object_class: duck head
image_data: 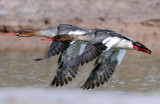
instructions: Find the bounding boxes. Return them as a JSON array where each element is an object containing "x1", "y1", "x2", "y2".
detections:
[{"x1": 5, "y1": 30, "x2": 37, "y2": 37}]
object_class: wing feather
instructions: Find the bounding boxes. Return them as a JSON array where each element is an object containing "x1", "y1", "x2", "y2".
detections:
[
  {"x1": 72, "y1": 43, "x2": 107, "y2": 68},
  {"x1": 81, "y1": 49, "x2": 126, "y2": 89},
  {"x1": 34, "y1": 41, "x2": 70, "y2": 61},
  {"x1": 50, "y1": 42, "x2": 87, "y2": 86}
]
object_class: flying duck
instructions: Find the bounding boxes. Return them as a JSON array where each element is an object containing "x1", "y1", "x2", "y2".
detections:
[{"x1": 50, "y1": 29, "x2": 152, "y2": 89}]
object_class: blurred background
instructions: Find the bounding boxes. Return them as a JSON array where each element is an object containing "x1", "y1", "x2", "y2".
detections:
[{"x1": 0, "y1": 0, "x2": 160, "y2": 104}]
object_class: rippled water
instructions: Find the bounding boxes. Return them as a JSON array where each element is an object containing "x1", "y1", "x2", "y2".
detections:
[{"x1": 0, "y1": 50, "x2": 160, "y2": 94}]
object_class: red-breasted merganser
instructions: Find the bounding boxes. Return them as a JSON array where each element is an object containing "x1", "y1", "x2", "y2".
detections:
[
  {"x1": 50, "y1": 29, "x2": 152, "y2": 89},
  {"x1": 5, "y1": 24, "x2": 87, "y2": 37},
  {"x1": 5, "y1": 24, "x2": 89, "y2": 86}
]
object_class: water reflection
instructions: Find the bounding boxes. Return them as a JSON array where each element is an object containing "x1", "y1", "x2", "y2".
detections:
[{"x1": 0, "y1": 51, "x2": 159, "y2": 94}]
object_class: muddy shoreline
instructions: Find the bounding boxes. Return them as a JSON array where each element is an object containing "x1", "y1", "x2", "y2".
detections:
[{"x1": 0, "y1": 0, "x2": 159, "y2": 51}]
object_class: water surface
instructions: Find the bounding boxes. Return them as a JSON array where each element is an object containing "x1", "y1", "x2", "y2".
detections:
[{"x1": 0, "y1": 50, "x2": 159, "y2": 94}]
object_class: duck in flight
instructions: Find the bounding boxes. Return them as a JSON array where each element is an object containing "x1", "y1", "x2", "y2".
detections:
[
  {"x1": 5, "y1": 24, "x2": 89, "y2": 86},
  {"x1": 6, "y1": 27, "x2": 152, "y2": 89},
  {"x1": 49, "y1": 29, "x2": 152, "y2": 89}
]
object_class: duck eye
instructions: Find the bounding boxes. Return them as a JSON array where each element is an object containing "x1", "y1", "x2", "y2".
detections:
[
  {"x1": 18, "y1": 31, "x2": 22, "y2": 34},
  {"x1": 56, "y1": 36, "x2": 59, "y2": 39},
  {"x1": 15, "y1": 31, "x2": 22, "y2": 35}
]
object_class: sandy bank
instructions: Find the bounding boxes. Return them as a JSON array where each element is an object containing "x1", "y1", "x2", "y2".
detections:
[{"x1": 0, "y1": 0, "x2": 159, "y2": 51}]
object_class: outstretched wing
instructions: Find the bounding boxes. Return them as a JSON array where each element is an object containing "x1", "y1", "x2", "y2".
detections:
[
  {"x1": 34, "y1": 41, "x2": 71, "y2": 61},
  {"x1": 81, "y1": 49, "x2": 126, "y2": 89},
  {"x1": 71, "y1": 36, "x2": 121, "y2": 68},
  {"x1": 50, "y1": 42, "x2": 87, "y2": 86},
  {"x1": 73, "y1": 43, "x2": 107, "y2": 67}
]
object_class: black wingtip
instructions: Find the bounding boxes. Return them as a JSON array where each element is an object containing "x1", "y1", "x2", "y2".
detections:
[
  {"x1": 34, "y1": 58, "x2": 43, "y2": 61},
  {"x1": 50, "y1": 78, "x2": 56, "y2": 86},
  {"x1": 81, "y1": 84, "x2": 88, "y2": 90},
  {"x1": 81, "y1": 85, "x2": 85, "y2": 89}
]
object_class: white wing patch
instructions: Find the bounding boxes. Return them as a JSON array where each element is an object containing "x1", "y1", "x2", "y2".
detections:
[
  {"x1": 68, "y1": 30, "x2": 86, "y2": 35},
  {"x1": 102, "y1": 37, "x2": 121, "y2": 51},
  {"x1": 79, "y1": 44, "x2": 87, "y2": 55},
  {"x1": 117, "y1": 50, "x2": 126, "y2": 65},
  {"x1": 70, "y1": 41, "x2": 75, "y2": 44},
  {"x1": 102, "y1": 37, "x2": 112, "y2": 44}
]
